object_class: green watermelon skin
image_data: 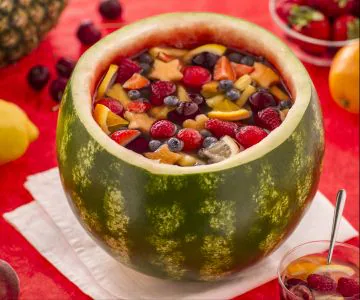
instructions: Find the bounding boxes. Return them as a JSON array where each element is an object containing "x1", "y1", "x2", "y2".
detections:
[{"x1": 57, "y1": 79, "x2": 324, "y2": 281}]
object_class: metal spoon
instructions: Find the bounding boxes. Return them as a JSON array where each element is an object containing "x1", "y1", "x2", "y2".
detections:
[{"x1": 327, "y1": 189, "x2": 347, "y2": 264}]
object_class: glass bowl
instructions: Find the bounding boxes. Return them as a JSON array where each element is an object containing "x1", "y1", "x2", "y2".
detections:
[
  {"x1": 269, "y1": 0, "x2": 359, "y2": 66},
  {"x1": 278, "y1": 241, "x2": 360, "y2": 299}
]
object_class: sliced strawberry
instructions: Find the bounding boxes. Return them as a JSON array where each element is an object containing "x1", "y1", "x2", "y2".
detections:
[
  {"x1": 182, "y1": 66, "x2": 211, "y2": 88},
  {"x1": 123, "y1": 73, "x2": 150, "y2": 89},
  {"x1": 333, "y1": 15, "x2": 359, "y2": 41},
  {"x1": 150, "y1": 81, "x2": 176, "y2": 106},
  {"x1": 111, "y1": 129, "x2": 141, "y2": 146},
  {"x1": 177, "y1": 128, "x2": 203, "y2": 151},
  {"x1": 307, "y1": 274, "x2": 336, "y2": 292},
  {"x1": 337, "y1": 277, "x2": 360, "y2": 297},
  {"x1": 231, "y1": 62, "x2": 255, "y2": 77},
  {"x1": 116, "y1": 58, "x2": 141, "y2": 84},
  {"x1": 213, "y1": 56, "x2": 236, "y2": 81},
  {"x1": 96, "y1": 98, "x2": 124, "y2": 116},
  {"x1": 235, "y1": 125, "x2": 268, "y2": 148},
  {"x1": 150, "y1": 120, "x2": 177, "y2": 139},
  {"x1": 205, "y1": 119, "x2": 239, "y2": 138},
  {"x1": 257, "y1": 107, "x2": 282, "y2": 131},
  {"x1": 127, "y1": 100, "x2": 151, "y2": 113}
]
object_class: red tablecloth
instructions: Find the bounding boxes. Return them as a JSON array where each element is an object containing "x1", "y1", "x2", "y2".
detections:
[{"x1": 0, "y1": 0, "x2": 358, "y2": 299}]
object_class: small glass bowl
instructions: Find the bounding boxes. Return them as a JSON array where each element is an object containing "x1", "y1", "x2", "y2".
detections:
[
  {"x1": 269, "y1": 0, "x2": 359, "y2": 66},
  {"x1": 278, "y1": 241, "x2": 360, "y2": 299}
]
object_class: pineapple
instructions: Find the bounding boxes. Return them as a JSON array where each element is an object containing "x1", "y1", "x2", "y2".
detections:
[{"x1": 0, "y1": 0, "x2": 67, "y2": 67}]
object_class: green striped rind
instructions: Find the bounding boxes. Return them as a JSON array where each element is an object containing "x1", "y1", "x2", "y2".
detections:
[{"x1": 57, "y1": 82, "x2": 324, "y2": 281}]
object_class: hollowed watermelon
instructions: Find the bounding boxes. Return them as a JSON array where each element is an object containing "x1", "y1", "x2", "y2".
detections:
[{"x1": 56, "y1": 13, "x2": 324, "y2": 281}]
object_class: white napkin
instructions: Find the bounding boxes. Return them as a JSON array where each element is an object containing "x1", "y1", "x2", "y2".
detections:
[{"x1": 3, "y1": 168, "x2": 358, "y2": 300}]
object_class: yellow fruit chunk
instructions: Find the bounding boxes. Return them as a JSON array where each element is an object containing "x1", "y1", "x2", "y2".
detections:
[
  {"x1": 106, "y1": 83, "x2": 131, "y2": 108},
  {"x1": 93, "y1": 104, "x2": 111, "y2": 134},
  {"x1": 287, "y1": 261, "x2": 318, "y2": 280},
  {"x1": 0, "y1": 99, "x2": 39, "y2": 165},
  {"x1": 206, "y1": 95, "x2": 225, "y2": 108},
  {"x1": 149, "y1": 47, "x2": 188, "y2": 59},
  {"x1": 107, "y1": 111, "x2": 129, "y2": 127},
  {"x1": 124, "y1": 111, "x2": 155, "y2": 133},
  {"x1": 183, "y1": 44, "x2": 227, "y2": 63},
  {"x1": 149, "y1": 105, "x2": 175, "y2": 120},
  {"x1": 177, "y1": 154, "x2": 204, "y2": 166},
  {"x1": 280, "y1": 109, "x2": 289, "y2": 121},
  {"x1": 206, "y1": 95, "x2": 239, "y2": 112},
  {"x1": 201, "y1": 81, "x2": 220, "y2": 98},
  {"x1": 208, "y1": 109, "x2": 252, "y2": 121},
  {"x1": 96, "y1": 64, "x2": 119, "y2": 99},
  {"x1": 177, "y1": 84, "x2": 191, "y2": 102},
  {"x1": 234, "y1": 74, "x2": 252, "y2": 91},
  {"x1": 149, "y1": 59, "x2": 183, "y2": 81},
  {"x1": 144, "y1": 144, "x2": 182, "y2": 165},
  {"x1": 270, "y1": 85, "x2": 289, "y2": 101},
  {"x1": 250, "y1": 62, "x2": 280, "y2": 88},
  {"x1": 183, "y1": 114, "x2": 209, "y2": 131},
  {"x1": 236, "y1": 85, "x2": 257, "y2": 108}
]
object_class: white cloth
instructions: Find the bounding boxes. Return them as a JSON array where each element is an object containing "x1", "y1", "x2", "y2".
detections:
[{"x1": 3, "y1": 168, "x2": 358, "y2": 300}]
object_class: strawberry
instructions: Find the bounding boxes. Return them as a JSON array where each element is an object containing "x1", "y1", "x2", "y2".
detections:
[
  {"x1": 275, "y1": 0, "x2": 306, "y2": 22},
  {"x1": 337, "y1": 277, "x2": 360, "y2": 297},
  {"x1": 150, "y1": 81, "x2": 176, "y2": 106},
  {"x1": 307, "y1": 0, "x2": 356, "y2": 17},
  {"x1": 127, "y1": 100, "x2": 151, "y2": 113},
  {"x1": 150, "y1": 120, "x2": 177, "y2": 139},
  {"x1": 177, "y1": 128, "x2": 203, "y2": 151},
  {"x1": 116, "y1": 58, "x2": 141, "y2": 84},
  {"x1": 123, "y1": 73, "x2": 150, "y2": 89},
  {"x1": 182, "y1": 66, "x2": 211, "y2": 88},
  {"x1": 96, "y1": 98, "x2": 124, "y2": 116},
  {"x1": 307, "y1": 274, "x2": 336, "y2": 292},
  {"x1": 257, "y1": 107, "x2": 282, "y2": 131},
  {"x1": 235, "y1": 126, "x2": 268, "y2": 148},
  {"x1": 333, "y1": 15, "x2": 359, "y2": 41},
  {"x1": 231, "y1": 62, "x2": 254, "y2": 77},
  {"x1": 213, "y1": 56, "x2": 236, "y2": 81},
  {"x1": 111, "y1": 129, "x2": 141, "y2": 146},
  {"x1": 205, "y1": 119, "x2": 239, "y2": 138}
]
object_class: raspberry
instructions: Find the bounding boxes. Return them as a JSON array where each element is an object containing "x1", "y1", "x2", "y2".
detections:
[
  {"x1": 97, "y1": 98, "x2": 124, "y2": 116},
  {"x1": 182, "y1": 66, "x2": 211, "y2": 88},
  {"x1": 257, "y1": 107, "x2": 282, "y2": 131},
  {"x1": 235, "y1": 125, "x2": 268, "y2": 149},
  {"x1": 150, "y1": 81, "x2": 176, "y2": 106},
  {"x1": 116, "y1": 58, "x2": 141, "y2": 84},
  {"x1": 150, "y1": 120, "x2": 176, "y2": 139},
  {"x1": 205, "y1": 119, "x2": 239, "y2": 138},
  {"x1": 127, "y1": 100, "x2": 151, "y2": 113},
  {"x1": 337, "y1": 277, "x2": 360, "y2": 297},
  {"x1": 307, "y1": 274, "x2": 336, "y2": 292},
  {"x1": 177, "y1": 128, "x2": 203, "y2": 151}
]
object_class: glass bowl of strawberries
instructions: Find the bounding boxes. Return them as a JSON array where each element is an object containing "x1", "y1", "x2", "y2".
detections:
[{"x1": 269, "y1": 0, "x2": 359, "y2": 66}]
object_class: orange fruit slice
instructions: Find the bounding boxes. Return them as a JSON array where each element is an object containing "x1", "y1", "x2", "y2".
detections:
[{"x1": 96, "y1": 64, "x2": 119, "y2": 99}]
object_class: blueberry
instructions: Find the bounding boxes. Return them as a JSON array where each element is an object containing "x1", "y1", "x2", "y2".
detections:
[
  {"x1": 139, "y1": 62, "x2": 151, "y2": 75},
  {"x1": 99, "y1": 0, "x2": 122, "y2": 20},
  {"x1": 189, "y1": 93, "x2": 204, "y2": 105},
  {"x1": 27, "y1": 65, "x2": 50, "y2": 90},
  {"x1": 49, "y1": 77, "x2": 67, "y2": 102},
  {"x1": 240, "y1": 55, "x2": 255, "y2": 66},
  {"x1": 128, "y1": 90, "x2": 141, "y2": 100},
  {"x1": 192, "y1": 52, "x2": 219, "y2": 70},
  {"x1": 167, "y1": 137, "x2": 184, "y2": 152},
  {"x1": 203, "y1": 136, "x2": 218, "y2": 148},
  {"x1": 279, "y1": 99, "x2": 292, "y2": 110},
  {"x1": 55, "y1": 57, "x2": 75, "y2": 78},
  {"x1": 149, "y1": 140, "x2": 162, "y2": 152},
  {"x1": 226, "y1": 88, "x2": 240, "y2": 101},
  {"x1": 200, "y1": 129, "x2": 212, "y2": 137},
  {"x1": 164, "y1": 95, "x2": 179, "y2": 106},
  {"x1": 138, "y1": 52, "x2": 153, "y2": 64},
  {"x1": 218, "y1": 80, "x2": 234, "y2": 92},
  {"x1": 227, "y1": 52, "x2": 243, "y2": 63},
  {"x1": 76, "y1": 20, "x2": 102, "y2": 45}
]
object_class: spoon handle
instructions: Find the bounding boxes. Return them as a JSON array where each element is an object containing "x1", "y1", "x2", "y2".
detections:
[{"x1": 327, "y1": 189, "x2": 347, "y2": 265}]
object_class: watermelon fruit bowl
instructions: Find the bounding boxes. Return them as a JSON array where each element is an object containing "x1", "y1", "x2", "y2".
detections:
[{"x1": 56, "y1": 12, "x2": 325, "y2": 282}]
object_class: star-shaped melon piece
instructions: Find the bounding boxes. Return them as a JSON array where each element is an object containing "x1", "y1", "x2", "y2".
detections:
[
  {"x1": 149, "y1": 59, "x2": 183, "y2": 82},
  {"x1": 124, "y1": 111, "x2": 156, "y2": 133},
  {"x1": 149, "y1": 105, "x2": 175, "y2": 120},
  {"x1": 144, "y1": 144, "x2": 182, "y2": 165}
]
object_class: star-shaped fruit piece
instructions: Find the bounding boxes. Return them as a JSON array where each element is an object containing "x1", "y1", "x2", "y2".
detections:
[
  {"x1": 124, "y1": 111, "x2": 156, "y2": 133},
  {"x1": 149, "y1": 59, "x2": 183, "y2": 81},
  {"x1": 144, "y1": 144, "x2": 182, "y2": 165},
  {"x1": 149, "y1": 105, "x2": 175, "y2": 120},
  {"x1": 183, "y1": 114, "x2": 209, "y2": 131}
]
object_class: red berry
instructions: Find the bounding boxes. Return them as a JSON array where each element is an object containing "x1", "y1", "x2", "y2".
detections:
[
  {"x1": 150, "y1": 81, "x2": 176, "y2": 106},
  {"x1": 99, "y1": 0, "x2": 122, "y2": 20},
  {"x1": 235, "y1": 125, "x2": 268, "y2": 148},
  {"x1": 150, "y1": 120, "x2": 176, "y2": 139},
  {"x1": 177, "y1": 128, "x2": 203, "y2": 151},
  {"x1": 182, "y1": 66, "x2": 211, "y2": 88},
  {"x1": 257, "y1": 107, "x2": 282, "y2": 131},
  {"x1": 333, "y1": 15, "x2": 359, "y2": 41},
  {"x1": 116, "y1": 58, "x2": 141, "y2": 84},
  {"x1": 127, "y1": 100, "x2": 151, "y2": 113},
  {"x1": 27, "y1": 65, "x2": 50, "y2": 90},
  {"x1": 111, "y1": 129, "x2": 141, "y2": 146},
  {"x1": 76, "y1": 20, "x2": 102, "y2": 45},
  {"x1": 97, "y1": 98, "x2": 124, "y2": 116},
  {"x1": 56, "y1": 57, "x2": 75, "y2": 78},
  {"x1": 307, "y1": 0, "x2": 356, "y2": 17},
  {"x1": 338, "y1": 277, "x2": 360, "y2": 297},
  {"x1": 289, "y1": 285, "x2": 314, "y2": 300},
  {"x1": 307, "y1": 274, "x2": 336, "y2": 292},
  {"x1": 49, "y1": 77, "x2": 67, "y2": 102},
  {"x1": 205, "y1": 119, "x2": 239, "y2": 138},
  {"x1": 126, "y1": 136, "x2": 149, "y2": 153}
]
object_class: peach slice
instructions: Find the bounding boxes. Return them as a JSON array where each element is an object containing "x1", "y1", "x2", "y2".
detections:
[
  {"x1": 250, "y1": 62, "x2": 280, "y2": 88},
  {"x1": 270, "y1": 85, "x2": 290, "y2": 101}
]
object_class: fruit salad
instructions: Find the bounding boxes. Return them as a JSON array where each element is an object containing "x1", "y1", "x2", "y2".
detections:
[
  {"x1": 281, "y1": 254, "x2": 360, "y2": 299},
  {"x1": 92, "y1": 44, "x2": 293, "y2": 166}
]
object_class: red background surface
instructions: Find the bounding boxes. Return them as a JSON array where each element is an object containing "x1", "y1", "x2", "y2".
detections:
[{"x1": 0, "y1": 0, "x2": 358, "y2": 299}]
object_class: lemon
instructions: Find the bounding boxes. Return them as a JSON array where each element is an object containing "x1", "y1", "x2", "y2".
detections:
[
  {"x1": 183, "y1": 44, "x2": 227, "y2": 63},
  {"x1": 0, "y1": 99, "x2": 39, "y2": 165}
]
